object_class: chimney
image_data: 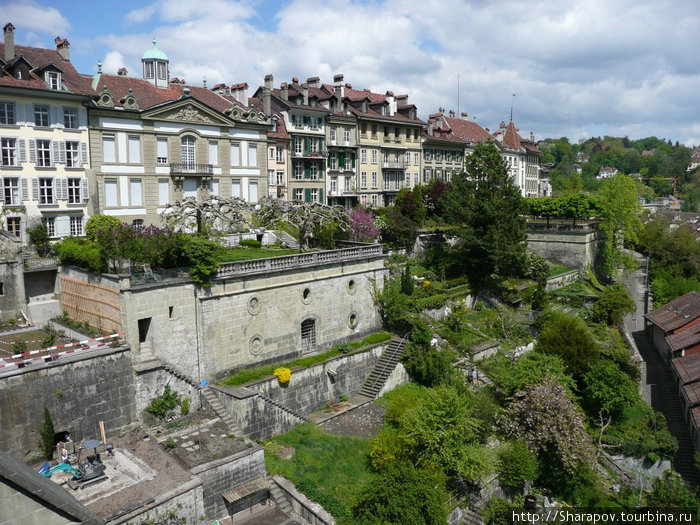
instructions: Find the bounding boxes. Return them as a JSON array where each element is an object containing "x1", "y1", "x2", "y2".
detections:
[
  {"x1": 530, "y1": 132, "x2": 535, "y2": 142},
  {"x1": 306, "y1": 76, "x2": 320, "y2": 88},
  {"x1": 263, "y1": 74, "x2": 273, "y2": 116},
  {"x1": 385, "y1": 91, "x2": 395, "y2": 116},
  {"x1": 4, "y1": 23, "x2": 15, "y2": 62},
  {"x1": 461, "y1": 112, "x2": 468, "y2": 120},
  {"x1": 281, "y1": 82, "x2": 288, "y2": 101},
  {"x1": 117, "y1": 67, "x2": 128, "y2": 76},
  {"x1": 302, "y1": 84, "x2": 309, "y2": 105},
  {"x1": 291, "y1": 77, "x2": 299, "y2": 85},
  {"x1": 449, "y1": 110, "x2": 455, "y2": 118},
  {"x1": 55, "y1": 36, "x2": 70, "y2": 61},
  {"x1": 345, "y1": 82, "x2": 352, "y2": 89}
]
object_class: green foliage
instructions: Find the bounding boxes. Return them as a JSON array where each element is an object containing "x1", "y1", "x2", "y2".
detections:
[
  {"x1": 645, "y1": 470, "x2": 700, "y2": 509},
  {"x1": 602, "y1": 401, "x2": 678, "y2": 459},
  {"x1": 180, "y1": 397, "x2": 191, "y2": 415},
  {"x1": 53, "y1": 237, "x2": 106, "y2": 273},
  {"x1": 481, "y1": 497, "x2": 523, "y2": 525},
  {"x1": 352, "y1": 461, "x2": 448, "y2": 525},
  {"x1": 146, "y1": 385, "x2": 181, "y2": 420},
  {"x1": 591, "y1": 284, "x2": 635, "y2": 325},
  {"x1": 164, "y1": 437, "x2": 178, "y2": 450},
  {"x1": 85, "y1": 214, "x2": 122, "y2": 242},
  {"x1": 401, "y1": 323, "x2": 455, "y2": 387},
  {"x1": 443, "y1": 141, "x2": 527, "y2": 288},
  {"x1": 535, "y1": 312, "x2": 599, "y2": 380},
  {"x1": 377, "y1": 275, "x2": 413, "y2": 333},
  {"x1": 239, "y1": 239, "x2": 262, "y2": 248},
  {"x1": 497, "y1": 440, "x2": 539, "y2": 488},
  {"x1": 180, "y1": 235, "x2": 222, "y2": 287},
  {"x1": 39, "y1": 407, "x2": 55, "y2": 461},
  {"x1": 400, "y1": 264, "x2": 414, "y2": 296},
  {"x1": 27, "y1": 221, "x2": 51, "y2": 256},
  {"x1": 482, "y1": 351, "x2": 575, "y2": 398},
  {"x1": 11, "y1": 340, "x2": 27, "y2": 353},
  {"x1": 581, "y1": 359, "x2": 637, "y2": 418}
]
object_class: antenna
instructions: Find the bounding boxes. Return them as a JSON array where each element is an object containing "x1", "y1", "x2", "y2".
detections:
[
  {"x1": 510, "y1": 93, "x2": 516, "y2": 122},
  {"x1": 457, "y1": 73, "x2": 460, "y2": 117}
]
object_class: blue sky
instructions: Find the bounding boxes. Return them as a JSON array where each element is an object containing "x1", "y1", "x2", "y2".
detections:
[{"x1": 3, "y1": 0, "x2": 700, "y2": 146}]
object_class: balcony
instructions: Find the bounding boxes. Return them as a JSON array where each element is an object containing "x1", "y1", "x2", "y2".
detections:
[
  {"x1": 170, "y1": 163, "x2": 214, "y2": 179},
  {"x1": 291, "y1": 150, "x2": 329, "y2": 159},
  {"x1": 381, "y1": 159, "x2": 406, "y2": 170}
]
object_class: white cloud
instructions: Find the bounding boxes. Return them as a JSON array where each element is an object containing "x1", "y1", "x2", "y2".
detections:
[
  {"x1": 125, "y1": 4, "x2": 157, "y2": 24},
  {"x1": 102, "y1": 50, "x2": 127, "y2": 75},
  {"x1": 3, "y1": 0, "x2": 71, "y2": 36}
]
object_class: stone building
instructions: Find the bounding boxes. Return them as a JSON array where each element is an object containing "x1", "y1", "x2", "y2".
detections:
[{"x1": 493, "y1": 119, "x2": 543, "y2": 197}]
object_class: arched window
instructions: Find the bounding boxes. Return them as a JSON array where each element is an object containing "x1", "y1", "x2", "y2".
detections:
[{"x1": 181, "y1": 136, "x2": 195, "y2": 169}]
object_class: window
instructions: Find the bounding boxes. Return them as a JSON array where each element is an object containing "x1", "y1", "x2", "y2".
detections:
[
  {"x1": 36, "y1": 140, "x2": 51, "y2": 167},
  {"x1": 45, "y1": 70, "x2": 61, "y2": 90},
  {"x1": 329, "y1": 153, "x2": 337, "y2": 170},
  {"x1": 209, "y1": 179, "x2": 219, "y2": 196},
  {"x1": 67, "y1": 178, "x2": 81, "y2": 203},
  {"x1": 182, "y1": 179, "x2": 197, "y2": 198},
  {"x1": 405, "y1": 172, "x2": 411, "y2": 187},
  {"x1": 232, "y1": 179, "x2": 241, "y2": 198},
  {"x1": 405, "y1": 151, "x2": 411, "y2": 165},
  {"x1": 181, "y1": 136, "x2": 195, "y2": 168},
  {"x1": 310, "y1": 188, "x2": 319, "y2": 203},
  {"x1": 310, "y1": 163, "x2": 319, "y2": 179},
  {"x1": 6, "y1": 217, "x2": 20, "y2": 237},
  {"x1": 414, "y1": 152, "x2": 419, "y2": 165},
  {"x1": 371, "y1": 171, "x2": 377, "y2": 188},
  {"x1": 249, "y1": 180, "x2": 258, "y2": 202},
  {"x1": 268, "y1": 169, "x2": 275, "y2": 186},
  {"x1": 130, "y1": 179, "x2": 142, "y2": 206},
  {"x1": 276, "y1": 171, "x2": 284, "y2": 186},
  {"x1": 371, "y1": 194, "x2": 377, "y2": 206},
  {"x1": 371, "y1": 124, "x2": 377, "y2": 138},
  {"x1": 209, "y1": 141, "x2": 218, "y2": 165},
  {"x1": 343, "y1": 128, "x2": 351, "y2": 143},
  {"x1": 156, "y1": 138, "x2": 168, "y2": 164},
  {"x1": 34, "y1": 105, "x2": 50, "y2": 127},
  {"x1": 1, "y1": 138, "x2": 17, "y2": 166},
  {"x1": 435, "y1": 150, "x2": 442, "y2": 162},
  {"x1": 423, "y1": 168, "x2": 431, "y2": 184},
  {"x1": 310, "y1": 139, "x2": 318, "y2": 154},
  {"x1": 103, "y1": 135, "x2": 116, "y2": 163},
  {"x1": 248, "y1": 143, "x2": 257, "y2": 167},
  {"x1": 293, "y1": 162, "x2": 303, "y2": 179},
  {"x1": 0, "y1": 102, "x2": 15, "y2": 125},
  {"x1": 158, "y1": 179, "x2": 169, "y2": 206},
  {"x1": 294, "y1": 188, "x2": 303, "y2": 201},
  {"x1": 105, "y1": 179, "x2": 118, "y2": 206},
  {"x1": 294, "y1": 137, "x2": 302, "y2": 155},
  {"x1": 144, "y1": 62, "x2": 154, "y2": 79},
  {"x1": 230, "y1": 142, "x2": 240, "y2": 165},
  {"x1": 331, "y1": 177, "x2": 337, "y2": 193},
  {"x1": 360, "y1": 123, "x2": 367, "y2": 136},
  {"x1": 361, "y1": 171, "x2": 367, "y2": 188},
  {"x1": 65, "y1": 141, "x2": 80, "y2": 167},
  {"x1": 70, "y1": 216, "x2": 83, "y2": 236},
  {"x1": 330, "y1": 126, "x2": 337, "y2": 141},
  {"x1": 361, "y1": 149, "x2": 367, "y2": 163},
  {"x1": 276, "y1": 146, "x2": 283, "y2": 163},
  {"x1": 42, "y1": 217, "x2": 55, "y2": 237},
  {"x1": 132, "y1": 219, "x2": 144, "y2": 231},
  {"x1": 128, "y1": 136, "x2": 141, "y2": 163},
  {"x1": 371, "y1": 149, "x2": 378, "y2": 164},
  {"x1": 157, "y1": 62, "x2": 166, "y2": 80},
  {"x1": 63, "y1": 107, "x2": 78, "y2": 129},
  {"x1": 39, "y1": 177, "x2": 54, "y2": 204},
  {"x1": 3, "y1": 177, "x2": 20, "y2": 205}
]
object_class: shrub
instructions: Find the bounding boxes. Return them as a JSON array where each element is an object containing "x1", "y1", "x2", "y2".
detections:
[
  {"x1": 274, "y1": 367, "x2": 291, "y2": 384},
  {"x1": 239, "y1": 239, "x2": 262, "y2": 248},
  {"x1": 27, "y1": 221, "x2": 50, "y2": 256},
  {"x1": 146, "y1": 385, "x2": 180, "y2": 419},
  {"x1": 497, "y1": 440, "x2": 539, "y2": 488},
  {"x1": 591, "y1": 284, "x2": 635, "y2": 325},
  {"x1": 53, "y1": 237, "x2": 106, "y2": 273},
  {"x1": 180, "y1": 396, "x2": 191, "y2": 415},
  {"x1": 85, "y1": 215, "x2": 122, "y2": 242},
  {"x1": 11, "y1": 340, "x2": 27, "y2": 353}
]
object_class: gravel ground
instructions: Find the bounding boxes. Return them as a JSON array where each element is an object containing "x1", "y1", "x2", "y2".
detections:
[{"x1": 319, "y1": 401, "x2": 386, "y2": 438}]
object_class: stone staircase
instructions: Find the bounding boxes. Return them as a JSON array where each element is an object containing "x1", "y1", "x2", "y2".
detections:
[
  {"x1": 268, "y1": 479, "x2": 294, "y2": 515},
  {"x1": 201, "y1": 388, "x2": 244, "y2": 436},
  {"x1": 256, "y1": 392, "x2": 309, "y2": 423},
  {"x1": 274, "y1": 230, "x2": 300, "y2": 250},
  {"x1": 162, "y1": 363, "x2": 202, "y2": 390},
  {"x1": 461, "y1": 509, "x2": 484, "y2": 525},
  {"x1": 633, "y1": 330, "x2": 700, "y2": 487},
  {"x1": 359, "y1": 337, "x2": 407, "y2": 398}
]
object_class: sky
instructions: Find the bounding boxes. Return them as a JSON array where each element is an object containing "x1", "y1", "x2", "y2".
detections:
[{"x1": 2, "y1": 0, "x2": 700, "y2": 146}]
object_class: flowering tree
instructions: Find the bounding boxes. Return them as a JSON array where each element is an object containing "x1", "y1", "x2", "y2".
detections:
[
  {"x1": 256, "y1": 197, "x2": 350, "y2": 251},
  {"x1": 498, "y1": 376, "x2": 595, "y2": 474},
  {"x1": 349, "y1": 207, "x2": 380, "y2": 242},
  {"x1": 160, "y1": 196, "x2": 252, "y2": 234}
]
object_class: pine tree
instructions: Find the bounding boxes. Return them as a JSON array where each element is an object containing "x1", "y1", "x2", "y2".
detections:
[{"x1": 39, "y1": 407, "x2": 55, "y2": 461}]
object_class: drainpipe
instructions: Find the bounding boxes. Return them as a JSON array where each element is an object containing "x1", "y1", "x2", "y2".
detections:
[{"x1": 193, "y1": 287, "x2": 204, "y2": 406}]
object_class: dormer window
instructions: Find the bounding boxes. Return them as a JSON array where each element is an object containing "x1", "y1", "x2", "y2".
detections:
[
  {"x1": 45, "y1": 71, "x2": 61, "y2": 90},
  {"x1": 144, "y1": 62, "x2": 154, "y2": 79},
  {"x1": 157, "y1": 62, "x2": 166, "y2": 81}
]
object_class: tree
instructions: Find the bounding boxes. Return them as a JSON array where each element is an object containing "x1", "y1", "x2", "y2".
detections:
[
  {"x1": 256, "y1": 197, "x2": 350, "y2": 251},
  {"x1": 401, "y1": 320, "x2": 454, "y2": 387},
  {"x1": 499, "y1": 377, "x2": 596, "y2": 474},
  {"x1": 582, "y1": 359, "x2": 637, "y2": 419},
  {"x1": 591, "y1": 284, "x2": 635, "y2": 325},
  {"x1": 442, "y1": 141, "x2": 527, "y2": 288},
  {"x1": 483, "y1": 351, "x2": 575, "y2": 398},
  {"x1": 352, "y1": 461, "x2": 448, "y2": 525},
  {"x1": 39, "y1": 407, "x2": 55, "y2": 461},
  {"x1": 160, "y1": 196, "x2": 251, "y2": 234},
  {"x1": 535, "y1": 312, "x2": 599, "y2": 380},
  {"x1": 27, "y1": 221, "x2": 50, "y2": 256},
  {"x1": 497, "y1": 440, "x2": 539, "y2": 488},
  {"x1": 85, "y1": 214, "x2": 122, "y2": 242},
  {"x1": 348, "y1": 207, "x2": 380, "y2": 242},
  {"x1": 645, "y1": 470, "x2": 700, "y2": 509},
  {"x1": 597, "y1": 174, "x2": 642, "y2": 276}
]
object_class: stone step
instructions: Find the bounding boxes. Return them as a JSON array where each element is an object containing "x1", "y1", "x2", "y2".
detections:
[
  {"x1": 359, "y1": 337, "x2": 407, "y2": 398},
  {"x1": 269, "y1": 480, "x2": 293, "y2": 515}
]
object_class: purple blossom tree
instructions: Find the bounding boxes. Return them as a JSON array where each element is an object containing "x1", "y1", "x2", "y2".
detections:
[{"x1": 349, "y1": 207, "x2": 381, "y2": 242}]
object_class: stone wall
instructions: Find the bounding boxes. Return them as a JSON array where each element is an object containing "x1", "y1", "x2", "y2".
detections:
[
  {"x1": 116, "y1": 479, "x2": 203, "y2": 525},
  {"x1": 545, "y1": 269, "x2": 580, "y2": 291},
  {"x1": 527, "y1": 226, "x2": 600, "y2": 269},
  {"x1": 272, "y1": 475, "x2": 335, "y2": 525},
  {"x1": 133, "y1": 361, "x2": 203, "y2": 417},
  {"x1": 0, "y1": 347, "x2": 136, "y2": 460},
  {"x1": 191, "y1": 447, "x2": 267, "y2": 519},
  {"x1": 0, "y1": 232, "x2": 26, "y2": 321}
]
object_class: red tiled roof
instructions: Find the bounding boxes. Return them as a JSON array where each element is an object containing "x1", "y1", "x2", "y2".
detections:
[
  {"x1": 502, "y1": 121, "x2": 523, "y2": 150},
  {"x1": 0, "y1": 42, "x2": 93, "y2": 95},
  {"x1": 667, "y1": 324, "x2": 700, "y2": 353},
  {"x1": 646, "y1": 292, "x2": 700, "y2": 333},
  {"x1": 672, "y1": 351, "x2": 700, "y2": 384},
  {"x1": 684, "y1": 381, "x2": 700, "y2": 407},
  {"x1": 442, "y1": 115, "x2": 492, "y2": 143}
]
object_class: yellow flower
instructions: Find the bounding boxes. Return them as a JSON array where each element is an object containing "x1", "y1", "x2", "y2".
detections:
[
  {"x1": 274, "y1": 367, "x2": 291, "y2": 384},
  {"x1": 422, "y1": 280, "x2": 431, "y2": 288}
]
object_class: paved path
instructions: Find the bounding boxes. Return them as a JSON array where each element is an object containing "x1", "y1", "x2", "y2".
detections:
[{"x1": 621, "y1": 253, "x2": 699, "y2": 487}]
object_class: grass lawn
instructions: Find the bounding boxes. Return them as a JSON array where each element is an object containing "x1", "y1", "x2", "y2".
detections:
[
  {"x1": 264, "y1": 423, "x2": 372, "y2": 524},
  {"x1": 549, "y1": 264, "x2": 575, "y2": 277},
  {"x1": 217, "y1": 246, "x2": 300, "y2": 263}
]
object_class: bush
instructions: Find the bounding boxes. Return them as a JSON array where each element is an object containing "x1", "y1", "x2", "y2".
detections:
[
  {"x1": 497, "y1": 440, "x2": 538, "y2": 488},
  {"x1": 146, "y1": 385, "x2": 180, "y2": 419},
  {"x1": 27, "y1": 221, "x2": 50, "y2": 256},
  {"x1": 53, "y1": 237, "x2": 106, "y2": 273},
  {"x1": 591, "y1": 284, "x2": 635, "y2": 325},
  {"x1": 85, "y1": 215, "x2": 122, "y2": 242},
  {"x1": 239, "y1": 239, "x2": 262, "y2": 248}
]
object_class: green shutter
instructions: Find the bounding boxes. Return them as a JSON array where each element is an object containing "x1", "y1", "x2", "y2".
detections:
[
  {"x1": 318, "y1": 161, "x2": 324, "y2": 179},
  {"x1": 304, "y1": 137, "x2": 310, "y2": 154},
  {"x1": 327, "y1": 155, "x2": 331, "y2": 168},
  {"x1": 303, "y1": 116, "x2": 309, "y2": 125},
  {"x1": 304, "y1": 188, "x2": 311, "y2": 202},
  {"x1": 339, "y1": 152, "x2": 345, "y2": 168},
  {"x1": 304, "y1": 161, "x2": 310, "y2": 178},
  {"x1": 319, "y1": 188, "x2": 324, "y2": 203},
  {"x1": 351, "y1": 152, "x2": 356, "y2": 168},
  {"x1": 318, "y1": 138, "x2": 324, "y2": 150}
]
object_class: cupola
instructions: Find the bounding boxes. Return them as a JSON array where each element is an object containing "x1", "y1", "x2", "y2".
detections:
[{"x1": 141, "y1": 39, "x2": 169, "y2": 88}]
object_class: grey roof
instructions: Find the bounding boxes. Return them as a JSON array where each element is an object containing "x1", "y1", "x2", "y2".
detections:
[{"x1": 0, "y1": 450, "x2": 101, "y2": 524}]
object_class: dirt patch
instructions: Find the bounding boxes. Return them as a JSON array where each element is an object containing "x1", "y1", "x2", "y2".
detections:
[{"x1": 320, "y1": 401, "x2": 386, "y2": 438}]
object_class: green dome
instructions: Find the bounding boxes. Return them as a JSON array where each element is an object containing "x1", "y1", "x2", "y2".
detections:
[{"x1": 141, "y1": 39, "x2": 168, "y2": 61}]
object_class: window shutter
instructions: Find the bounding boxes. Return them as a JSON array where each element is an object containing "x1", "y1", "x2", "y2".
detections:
[
  {"x1": 318, "y1": 138, "x2": 324, "y2": 150},
  {"x1": 351, "y1": 153, "x2": 356, "y2": 168},
  {"x1": 52, "y1": 141, "x2": 60, "y2": 166},
  {"x1": 0, "y1": 178, "x2": 4, "y2": 205},
  {"x1": 304, "y1": 162, "x2": 310, "y2": 179},
  {"x1": 303, "y1": 116, "x2": 309, "y2": 125},
  {"x1": 31, "y1": 179, "x2": 39, "y2": 201},
  {"x1": 59, "y1": 141, "x2": 66, "y2": 164},
  {"x1": 78, "y1": 108, "x2": 86, "y2": 129},
  {"x1": 304, "y1": 188, "x2": 311, "y2": 202},
  {"x1": 318, "y1": 161, "x2": 324, "y2": 178},
  {"x1": 80, "y1": 142, "x2": 88, "y2": 165},
  {"x1": 20, "y1": 179, "x2": 28, "y2": 202},
  {"x1": 50, "y1": 106, "x2": 58, "y2": 127},
  {"x1": 29, "y1": 140, "x2": 36, "y2": 163},
  {"x1": 339, "y1": 152, "x2": 345, "y2": 168},
  {"x1": 81, "y1": 178, "x2": 89, "y2": 202},
  {"x1": 319, "y1": 188, "x2": 323, "y2": 203},
  {"x1": 17, "y1": 139, "x2": 26, "y2": 163},
  {"x1": 57, "y1": 178, "x2": 68, "y2": 200},
  {"x1": 327, "y1": 155, "x2": 331, "y2": 168},
  {"x1": 304, "y1": 137, "x2": 310, "y2": 154}
]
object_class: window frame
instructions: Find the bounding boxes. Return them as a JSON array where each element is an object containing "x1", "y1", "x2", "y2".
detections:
[{"x1": 34, "y1": 105, "x2": 50, "y2": 128}]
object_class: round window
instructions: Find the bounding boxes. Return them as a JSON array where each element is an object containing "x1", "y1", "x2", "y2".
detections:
[
  {"x1": 348, "y1": 279, "x2": 357, "y2": 295},
  {"x1": 302, "y1": 287, "x2": 312, "y2": 304},
  {"x1": 348, "y1": 313, "x2": 358, "y2": 330}
]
